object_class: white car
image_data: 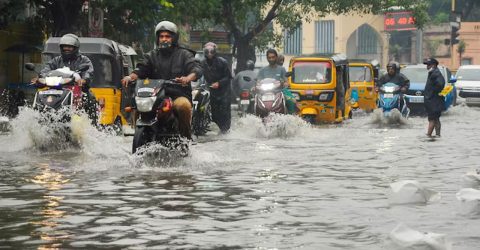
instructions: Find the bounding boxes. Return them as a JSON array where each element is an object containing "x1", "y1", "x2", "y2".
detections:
[{"x1": 456, "y1": 65, "x2": 480, "y2": 106}]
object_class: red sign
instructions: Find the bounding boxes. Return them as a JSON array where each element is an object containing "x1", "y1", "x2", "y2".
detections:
[{"x1": 384, "y1": 11, "x2": 416, "y2": 31}]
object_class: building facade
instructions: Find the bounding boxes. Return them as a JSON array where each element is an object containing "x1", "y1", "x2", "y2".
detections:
[{"x1": 278, "y1": 13, "x2": 389, "y2": 67}]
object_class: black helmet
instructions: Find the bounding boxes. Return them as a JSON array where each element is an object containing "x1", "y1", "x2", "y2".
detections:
[
  {"x1": 59, "y1": 33, "x2": 80, "y2": 60},
  {"x1": 386, "y1": 61, "x2": 399, "y2": 72},
  {"x1": 155, "y1": 21, "x2": 178, "y2": 49},
  {"x1": 246, "y1": 60, "x2": 255, "y2": 70}
]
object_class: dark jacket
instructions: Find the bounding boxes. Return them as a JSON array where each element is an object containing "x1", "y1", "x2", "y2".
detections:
[
  {"x1": 377, "y1": 72, "x2": 410, "y2": 90},
  {"x1": 201, "y1": 56, "x2": 232, "y2": 98},
  {"x1": 40, "y1": 55, "x2": 94, "y2": 84},
  {"x1": 424, "y1": 67, "x2": 445, "y2": 114},
  {"x1": 133, "y1": 46, "x2": 202, "y2": 100}
]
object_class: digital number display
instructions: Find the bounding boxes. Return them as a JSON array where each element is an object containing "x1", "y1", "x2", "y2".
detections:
[{"x1": 384, "y1": 11, "x2": 416, "y2": 31}]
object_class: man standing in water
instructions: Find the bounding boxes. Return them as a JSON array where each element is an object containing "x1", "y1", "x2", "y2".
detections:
[{"x1": 423, "y1": 58, "x2": 445, "y2": 137}]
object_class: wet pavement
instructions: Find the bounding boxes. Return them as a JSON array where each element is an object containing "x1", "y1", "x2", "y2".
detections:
[{"x1": 1, "y1": 106, "x2": 480, "y2": 249}]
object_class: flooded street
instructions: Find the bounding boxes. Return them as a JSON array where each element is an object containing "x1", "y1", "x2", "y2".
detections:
[{"x1": 1, "y1": 106, "x2": 480, "y2": 249}]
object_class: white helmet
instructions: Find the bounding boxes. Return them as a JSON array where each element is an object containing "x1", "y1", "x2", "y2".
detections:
[
  {"x1": 59, "y1": 33, "x2": 80, "y2": 60},
  {"x1": 155, "y1": 21, "x2": 178, "y2": 47}
]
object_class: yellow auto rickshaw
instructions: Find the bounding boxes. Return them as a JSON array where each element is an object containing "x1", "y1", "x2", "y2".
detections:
[
  {"x1": 288, "y1": 54, "x2": 354, "y2": 123},
  {"x1": 42, "y1": 37, "x2": 137, "y2": 133},
  {"x1": 348, "y1": 60, "x2": 379, "y2": 112}
]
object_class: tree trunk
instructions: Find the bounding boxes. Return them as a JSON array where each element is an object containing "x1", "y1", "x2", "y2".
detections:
[
  {"x1": 234, "y1": 37, "x2": 256, "y2": 73},
  {"x1": 48, "y1": 0, "x2": 83, "y2": 36}
]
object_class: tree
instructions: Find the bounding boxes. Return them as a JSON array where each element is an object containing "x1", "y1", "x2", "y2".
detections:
[
  {"x1": 168, "y1": 0, "x2": 429, "y2": 72},
  {"x1": 426, "y1": 39, "x2": 442, "y2": 57},
  {"x1": 457, "y1": 40, "x2": 466, "y2": 65},
  {"x1": 1, "y1": 0, "x2": 173, "y2": 47}
]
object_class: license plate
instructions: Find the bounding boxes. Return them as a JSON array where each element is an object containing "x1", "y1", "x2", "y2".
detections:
[
  {"x1": 409, "y1": 96, "x2": 424, "y2": 103},
  {"x1": 39, "y1": 90, "x2": 63, "y2": 95},
  {"x1": 261, "y1": 94, "x2": 275, "y2": 102},
  {"x1": 383, "y1": 93, "x2": 394, "y2": 98},
  {"x1": 240, "y1": 100, "x2": 250, "y2": 105},
  {"x1": 305, "y1": 90, "x2": 314, "y2": 95}
]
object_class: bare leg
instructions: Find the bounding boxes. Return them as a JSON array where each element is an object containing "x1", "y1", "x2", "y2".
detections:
[
  {"x1": 434, "y1": 118, "x2": 441, "y2": 136},
  {"x1": 427, "y1": 120, "x2": 435, "y2": 137}
]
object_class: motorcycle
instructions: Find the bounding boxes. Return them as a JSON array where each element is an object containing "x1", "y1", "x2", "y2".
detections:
[
  {"x1": 25, "y1": 63, "x2": 97, "y2": 125},
  {"x1": 132, "y1": 78, "x2": 188, "y2": 155},
  {"x1": 235, "y1": 75, "x2": 256, "y2": 117},
  {"x1": 377, "y1": 82, "x2": 410, "y2": 118},
  {"x1": 254, "y1": 78, "x2": 287, "y2": 118},
  {"x1": 191, "y1": 80, "x2": 211, "y2": 136},
  {"x1": 237, "y1": 87, "x2": 254, "y2": 117}
]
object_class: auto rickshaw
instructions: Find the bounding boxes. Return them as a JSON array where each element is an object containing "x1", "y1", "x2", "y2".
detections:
[
  {"x1": 348, "y1": 59, "x2": 379, "y2": 112},
  {"x1": 42, "y1": 37, "x2": 137, "y2": 133},
  {"x1": 288, "y1": 54, "x2": 354, "y2": 123}
]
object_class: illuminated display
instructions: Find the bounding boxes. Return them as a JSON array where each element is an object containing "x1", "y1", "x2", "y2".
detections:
[{"x1": 384, "y1": 11, "x2": 416, "y2": 31}]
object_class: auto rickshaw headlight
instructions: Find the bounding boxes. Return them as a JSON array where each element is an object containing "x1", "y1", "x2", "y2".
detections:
[{"x1": 318, "y1": 92, "x2": 333, "y2": 102}]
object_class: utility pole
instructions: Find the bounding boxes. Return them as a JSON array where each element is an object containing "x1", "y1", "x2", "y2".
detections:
[{"x1": 450, "y1": 0, "x2": 460, "y2": 68}]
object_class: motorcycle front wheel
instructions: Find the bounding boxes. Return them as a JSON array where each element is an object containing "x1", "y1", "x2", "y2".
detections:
[{"x1": 132, "y1": 126, "x2": 151, "y2": 153}]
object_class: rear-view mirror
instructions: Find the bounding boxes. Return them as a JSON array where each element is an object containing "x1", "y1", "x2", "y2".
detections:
[
  {"x1": 449, "y1": 76, "x2": 457, "y2": 84},
  {"x1": 285, "y1": 71, "x2": 292, "y2": 77},
  {"x1": 24, "y1": 63, "x2": 35, "y2": 71}
]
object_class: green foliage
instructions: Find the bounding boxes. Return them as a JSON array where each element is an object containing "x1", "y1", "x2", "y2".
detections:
[
  {"x1": 457, "y1": 40, "x2": 466, "y2": 54},
  {"x1": 426, "y1": 39, "x2": 442, "y2": 57}
]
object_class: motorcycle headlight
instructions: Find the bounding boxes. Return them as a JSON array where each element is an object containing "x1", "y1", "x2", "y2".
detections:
[
  {"x1": 45, "y1": 76, "x2": 63, "y2": 86},
  {"x1": 318, "y1": 92, "x2": 334, "y2": 102},
  {"x1": 384, "y1": 86, "x2": 395, "y2": 92},
  {"x1": 135, "y1": 96, "x2": 156, "y2": 112},
  {"x1": 260, "y1": 83, "x2": 275, "y2": 91}
]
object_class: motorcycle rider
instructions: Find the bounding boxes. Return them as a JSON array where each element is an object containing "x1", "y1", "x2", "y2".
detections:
[
  {"x1": 257, "y1": 49, "x2": 297, "y2": 114},
  {"x1": 376, "y1": 61, "x2": 410, "y2": 109},
  {"x1": 277, "y1": 54, "x2": 285, "y2": 67},
  {"x1": 232, "y1": 60, "x2": 257, "y2": 98},
  {"x1": 200, "y1": 42, "x2": 232, "y2": 133},
  {"x1": 121, "y1": 20, "x2": 202, "y2": 140},
  {"x1": 32, "y1": 33, "x2": 97, "y2": 122},
  {"x1": 257, "y1": 49, "x2": 286, "y2": 82}
]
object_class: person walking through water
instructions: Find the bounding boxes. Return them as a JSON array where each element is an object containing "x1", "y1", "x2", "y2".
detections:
[
  {"x1": 423, "y1": 58, "x2": 445, "y2": 137},
  {"x1": 201, "y1": 42, "x2": 233, "y2": 133}
]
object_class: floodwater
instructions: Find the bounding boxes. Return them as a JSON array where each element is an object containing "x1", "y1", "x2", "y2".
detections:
[{"x1": 1, "y1": 106, "x2": 479, "y2": 249}]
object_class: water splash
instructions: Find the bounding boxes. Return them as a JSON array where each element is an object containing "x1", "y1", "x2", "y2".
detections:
[
  {"x1": 231, "y1": 114, "x2": 311, "y2": 139},
  {"x1": 369, "y1": 108, "x2": 409, "y2": 127}
]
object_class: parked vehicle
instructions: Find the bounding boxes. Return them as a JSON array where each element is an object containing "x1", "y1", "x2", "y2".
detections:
[
  {"x1": 131, "y1": 79, "x2": 188, "y2": 155},
  {"x1": 400, "y1": 64, "x2": 456, "y2": 114},
  {"x1": 377, "y1": 82, "x2": 410, "y2": 118},
  {"x1": 288, "y1": 54, "x2": 354, "y2": 123},
  {"x1": 254, "y1": 78, "x2": 287, "y2": 118},
  {"x1": 455, "y1": 65, "x2": 480, "y2": 106},
  {"x1": 191, "y1": 78, "x2": 211, "y2": 136},
  {"x1": 42, "y1": 37, "x2": 137, "y2": 133},
  {"x1": 349, "y1": 60, "x2": 379, "y2": 112}
]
